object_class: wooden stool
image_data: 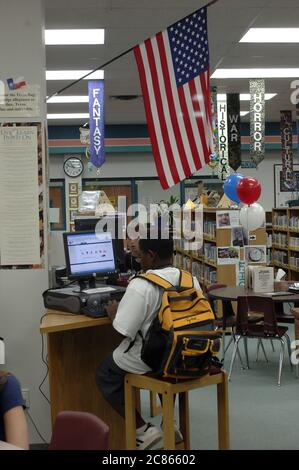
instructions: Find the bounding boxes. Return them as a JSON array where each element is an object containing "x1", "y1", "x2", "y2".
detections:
[{"x1": 125, "y1": 370, "x2": 229, "y2": 450}]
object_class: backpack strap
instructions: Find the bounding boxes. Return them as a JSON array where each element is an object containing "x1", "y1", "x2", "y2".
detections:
[
  {"x1": 179, "y1": 270, "x2": 194, "y2": 289},
  {"x1": 136, "y1": 273, "x2": 174, "y2": 290}
]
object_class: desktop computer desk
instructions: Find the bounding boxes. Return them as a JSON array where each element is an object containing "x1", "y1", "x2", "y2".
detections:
[{"x1": 40, "y1": 311, "x2": 126, "y2": 450}]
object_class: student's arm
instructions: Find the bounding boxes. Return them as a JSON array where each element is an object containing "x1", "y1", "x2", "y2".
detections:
[
  {"x1": 4, "y1": 405, "x2": 29, "y2": 449},
  {"x1": 105, "y1": 299, "x2": 119, "y2": 322}
]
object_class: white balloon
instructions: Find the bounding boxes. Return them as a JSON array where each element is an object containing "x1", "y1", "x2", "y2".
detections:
[{"x1": 239, "y1": 203, "x2": 265, "y2": 231}]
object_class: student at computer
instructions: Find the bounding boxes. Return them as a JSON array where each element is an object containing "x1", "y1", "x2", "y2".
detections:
[
  {"x1": 95, "y1": 230, "x2": 201, "y2": 450},
  {"x1": 124, "y1": 237, "x2": 141, "y2": 273},
  {"x1": 0, "y1": 370, "x2": 29, "y2": 449}
]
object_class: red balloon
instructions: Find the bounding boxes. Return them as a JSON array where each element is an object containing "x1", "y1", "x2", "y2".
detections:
[{"x1": 236, "y1": 177, "x2": 261, "y2": 205}]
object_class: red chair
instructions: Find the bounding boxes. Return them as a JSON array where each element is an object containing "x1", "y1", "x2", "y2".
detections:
[
  {"x1": 228, "y1": 296, "x2": 293, "y2": 386},
  {"x1": 49, "y1": 411, "x2": 109, "y2": 450}
]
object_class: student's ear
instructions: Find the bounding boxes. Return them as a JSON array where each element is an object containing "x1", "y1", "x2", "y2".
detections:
[{"x1": 148, "y1": 249, "x2": 157, "y2": 263}]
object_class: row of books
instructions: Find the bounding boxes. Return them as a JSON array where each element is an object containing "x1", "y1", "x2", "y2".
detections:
[
  {"x1": 289, "y1": 256, "x2": 299, "y2": 269},
  {"x1": 273, "y1": 213, "x2": 287, "y2": 228},
  {"x1": 203, "y1": 243, "x2": 217, "y2": 264},
  {"x1": 273, "y1": 250, "x2": 288, "y2": 265},
  {"x1": 272, "y1": 232, "x2": 287, "y2": 247},
  {"x1": 289, "y1": 236, "x2": 299, "y2": 248},
  {"x1": 203, "y1": 221, "x2": 216, "y2": 238},
  {"x1": 289, "y1": 216, "x2": 299, "y2": 229}
]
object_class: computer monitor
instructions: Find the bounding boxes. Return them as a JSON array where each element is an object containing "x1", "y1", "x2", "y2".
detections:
[
  {"x1": 74, "y1": 214, "x2": 126, "y2": 270},
  {"x1": 63, "y1": 231, "x2": 117, "y2": 289}
]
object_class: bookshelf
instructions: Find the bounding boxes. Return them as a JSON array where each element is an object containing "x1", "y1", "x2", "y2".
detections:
[
  {"x1": 174, "y1": 208, "x2": 267, "y2": 290},
  {"x1": 272, "y1": 207, "x2": 299, "y2": 280}
]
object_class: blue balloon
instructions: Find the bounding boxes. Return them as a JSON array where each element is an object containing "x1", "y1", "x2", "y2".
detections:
[{"x1": 223, "y1": 173, "x2": 244, "y2": 203}]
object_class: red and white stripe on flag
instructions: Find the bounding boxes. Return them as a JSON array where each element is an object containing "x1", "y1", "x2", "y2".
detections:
[{"x1": 134, "y1": 7, "x2": 213, "y2": 189}]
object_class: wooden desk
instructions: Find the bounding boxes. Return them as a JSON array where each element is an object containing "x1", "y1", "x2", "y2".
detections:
[{"x1": 40, "y1": 311, "x2": 124, "y2": 449}]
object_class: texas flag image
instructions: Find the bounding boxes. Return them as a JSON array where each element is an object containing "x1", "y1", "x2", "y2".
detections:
[{"x1": 6, "y1": 77, "x2": 27, "y2": 90}]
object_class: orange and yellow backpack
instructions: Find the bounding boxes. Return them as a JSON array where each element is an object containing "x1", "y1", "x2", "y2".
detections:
[{"x1": 137, "y1": 269, "x2": 222, "y2": 379}]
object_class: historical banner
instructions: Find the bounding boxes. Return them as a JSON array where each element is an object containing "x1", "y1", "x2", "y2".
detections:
[{"x1": 217, "y1": 96, "x2": 230, "y2": 181}]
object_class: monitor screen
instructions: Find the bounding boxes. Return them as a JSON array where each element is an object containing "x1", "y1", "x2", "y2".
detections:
[
  {"x1": 63, "y1": 231, "x2": 116, "y2": 277},
  {"x1": 74, "y1": 214, "x2": 126, "y2": 269}
]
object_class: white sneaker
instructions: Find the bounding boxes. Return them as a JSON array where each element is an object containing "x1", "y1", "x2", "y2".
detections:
[{"x1": 136, "y1": 423, "x2": 163, "y2": 450}]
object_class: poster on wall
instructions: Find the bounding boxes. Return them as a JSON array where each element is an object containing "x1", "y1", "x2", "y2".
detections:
[
  {"x1": 274, "y1": 163, "x2": 299, "y2": 207},
  {"x1": 0, "y1": 84, "x2": 40, "y2": 117},
  {"x1": 216, "y1": 210, "x2": 240, "y2": 229},
  {"x1": 0, "y1": 123, "x2": 44, "y2": 267},
  {"x1": 217, "y1": 246, "x2": 240, "y2": 265}
]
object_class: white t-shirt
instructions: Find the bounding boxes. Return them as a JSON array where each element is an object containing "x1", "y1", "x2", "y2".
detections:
[{"x1": 112, "y1": 267, "x2": 201, "y2": 374}]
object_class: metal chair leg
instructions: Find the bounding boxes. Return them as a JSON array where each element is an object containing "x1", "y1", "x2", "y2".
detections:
[
  {"x1": 260, "y1": 340, "x2": 269, "y2": 362},
  {"x1": 270, "y1": 339, "x2": 275, "y2": 352},
  {"x1": 228, "y1": 335, "x2": 242, "y2": 381},
  {"x1": 278, "y1": 339, "x2": 285, "y2": 387},
  {"x1": 256, "y1": 339, "x2": 261, "y2": 362},
  {"x1": 285, "y1": 333, "x2": 293, "y2": 370},
  {"x1": 243, "y1": 337, "x2": 250, "y2": 369},
  {"x1": 221, "y1": 331, "x2": 226, "y2": 363},
  {"x1": 232, "y1": 330, "x2": 246, "y2": 369}
]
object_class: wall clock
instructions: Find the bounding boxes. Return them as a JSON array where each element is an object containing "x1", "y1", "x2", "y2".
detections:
[{"x1": 63, "y1": 157, "x2": 84, "y2": 178}]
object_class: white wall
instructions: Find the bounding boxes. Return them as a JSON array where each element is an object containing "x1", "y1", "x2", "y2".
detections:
[
  {"x1": 50, "y1": 149, "x2": 281, "y2": 211},
  {"x1": 0, "y1": 0, "x2": 51, "y2": 444}
]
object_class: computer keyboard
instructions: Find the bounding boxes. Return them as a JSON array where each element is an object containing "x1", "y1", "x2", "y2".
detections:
[{"x1": 82, "y1": 286, "x2": 116, "y2": 294}]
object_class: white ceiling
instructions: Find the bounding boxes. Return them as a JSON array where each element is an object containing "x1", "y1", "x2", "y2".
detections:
[{"x1": 45, "y1": 0, "x2": 299, "y2": 125}]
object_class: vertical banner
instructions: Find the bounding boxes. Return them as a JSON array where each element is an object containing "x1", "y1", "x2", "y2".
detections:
[
  {"x1": 250, "y1": 79, "x2": 265, "y2": 166},
  {"x1": 88, "y1": 79, "x2": 105, "y2": 168},
  {"x1": 217, "y1": 96, "x2": 230, "y2": 181},
  {"x1": 281, "y1": 110, "x2": 294, "y2": 188},
  {"x1": 227, "y1": 93, "x2": 241, "y2": 170}
]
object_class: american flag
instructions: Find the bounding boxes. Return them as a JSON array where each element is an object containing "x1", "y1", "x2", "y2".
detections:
[{"x1": 134, "y1": 7, "x2": 213, "y2": 189}]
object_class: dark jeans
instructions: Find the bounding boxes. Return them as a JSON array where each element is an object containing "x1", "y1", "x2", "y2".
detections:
[
  {"x1": 95, "y1": 352, "x2": 127, "y2": 417},
  {"x1": 95, "y1": 353, "x2": 146, "y2": 428}
]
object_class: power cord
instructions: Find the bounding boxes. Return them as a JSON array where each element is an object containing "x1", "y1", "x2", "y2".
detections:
[
  {"x1": 25, "y1": 409, "x2": 48, "y2": 445},
  {"x1": 39, "y1": 332, "x2": 50, "y2": 405}
]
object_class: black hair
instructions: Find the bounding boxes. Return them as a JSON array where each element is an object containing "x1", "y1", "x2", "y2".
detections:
[{"x1": 139, "y1": 228, "x2": 174, "y2": 260}]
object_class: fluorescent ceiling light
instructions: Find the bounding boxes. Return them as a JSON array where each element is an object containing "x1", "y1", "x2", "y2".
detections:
[
  {"x1": 217, "y1": 93, "x2": 276, "y2": 101},
  {"x1": 240, "y1": 28, "x2": 299, "y2": 43},
  {"x1": 47, "y1": 113, "x2": 89, "y2": 119},
  {"x1": 45, "y1": 29, "x2": 105, "y2": 45},
  {"x1": 212, "y1": 69, "x2": 299, "y2": 79},
  {"x1": 47, "y1": 95, "x2": 89, "y2": 103},
  {"x1": 46, "y1": 70, "x2": 104, "y2": 80},
  {"x1": 240, "y1": 111, "x2": 249, "y2": 117}
]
